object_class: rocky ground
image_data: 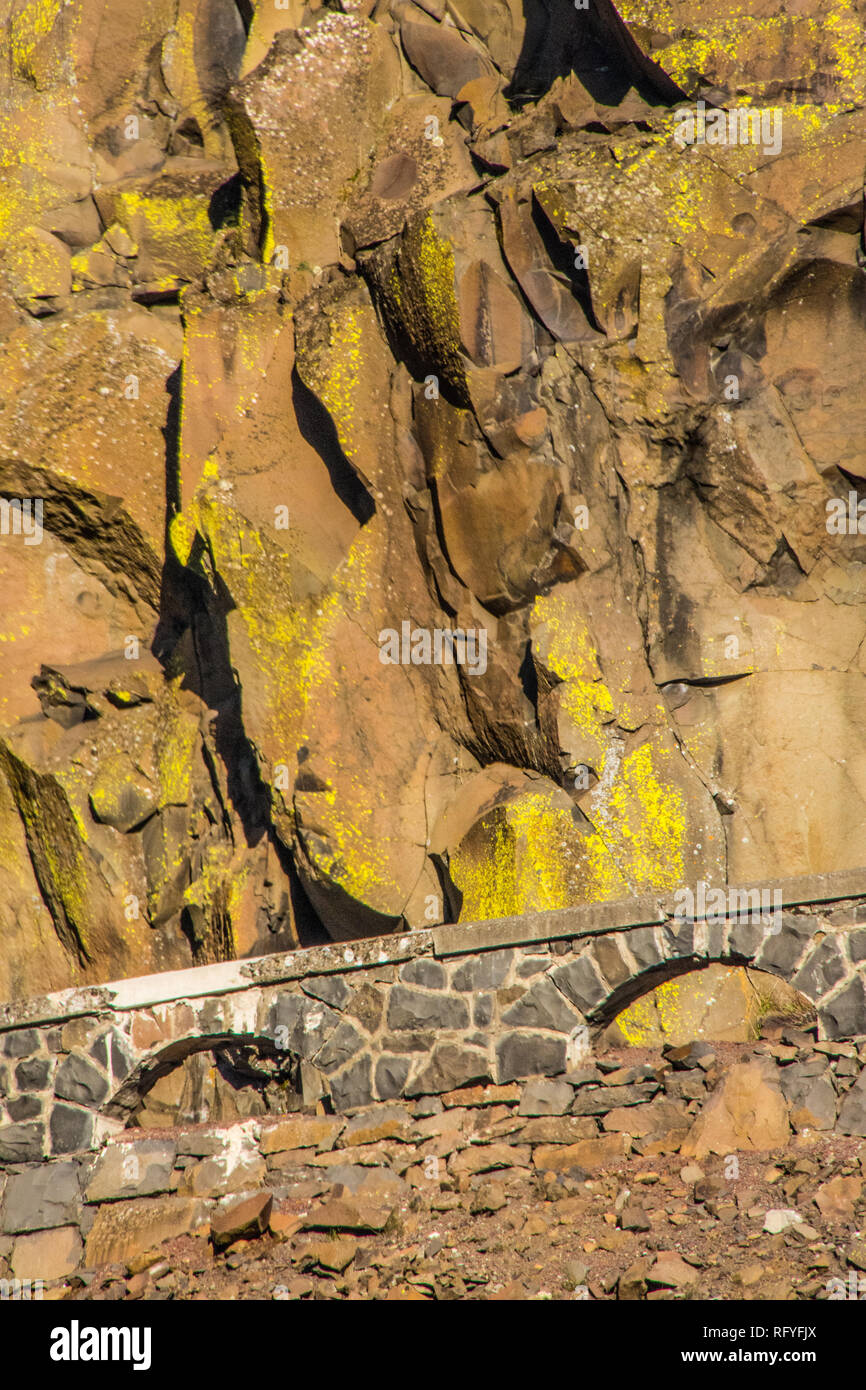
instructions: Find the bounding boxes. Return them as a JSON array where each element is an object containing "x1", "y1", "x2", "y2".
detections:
[
  {"x1": 64, "y1": 1137, "x2": 866, "y2": 1303},
  {"x1": 53, "y1": 1038, "x2": 866, "y2": 1303}
]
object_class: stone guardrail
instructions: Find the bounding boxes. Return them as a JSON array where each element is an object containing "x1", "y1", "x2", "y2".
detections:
[{"x1": 1, "y1": 867, "x2": 865, "y2": 1165}]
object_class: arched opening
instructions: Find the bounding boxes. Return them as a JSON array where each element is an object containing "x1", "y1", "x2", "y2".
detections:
[
  {"x1": 599, "y1": 964, "x2": 816, "y2": 1049},
  {"x1": 104, "y1": 1034, "x2": 321, "y2": 1129}
]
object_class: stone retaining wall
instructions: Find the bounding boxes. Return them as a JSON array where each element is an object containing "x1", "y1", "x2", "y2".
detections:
[
  {"x1": 3, "y1": 1033, "x2": 866, "y2": 1285},
  {"x1": 2, "y1": 869, "x2": 866, "y2": 1166}
]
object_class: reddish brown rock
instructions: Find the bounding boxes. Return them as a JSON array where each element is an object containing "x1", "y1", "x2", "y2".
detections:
[
  {"x1": 533, "y1": 1133, "x2": 630, "y2": 1172},
  {"x1": 814, "y1": 1176, "x2": 862, "y2": 1223},
  {"x1": 210, "y1": 1192, "x2": 273, "y2": 1249},
  {"x1": 681, "y1": 1061, "x2": 791, "y2": 1160}
]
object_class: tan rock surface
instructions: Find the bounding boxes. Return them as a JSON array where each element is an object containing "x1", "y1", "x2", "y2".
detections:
[
  {"x1": 681, "y1": 1060, "x2": 791, "y2": 1158},
  {"x1": 0, "y1": 0, "x2": 864, "y2": 997}
]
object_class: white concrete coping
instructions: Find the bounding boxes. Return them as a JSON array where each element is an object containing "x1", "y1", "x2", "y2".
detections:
[{"x1": 1, "y1": 866, "x2": 864, "y2": 1033}]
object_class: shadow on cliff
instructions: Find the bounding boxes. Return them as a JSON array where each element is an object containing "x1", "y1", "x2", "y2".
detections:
[
  {"x1": 152, "y1": 368, "x2": 329, "y2": 949},
  {"x1": 292, "y1": 367, "x2": 376, "y2": 526},
  {"x1": 505, "y1": 0, "x2": 685, "y2": 105}
]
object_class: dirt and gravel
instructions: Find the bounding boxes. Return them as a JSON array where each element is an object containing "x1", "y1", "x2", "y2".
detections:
[{"x1": 62, "y1": 1045, "x2": 866, "y2": 1304}]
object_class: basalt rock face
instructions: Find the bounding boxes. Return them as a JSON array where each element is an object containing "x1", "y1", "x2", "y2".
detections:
[{"x1": 0, "y1": 0, "x2": 864, "y2": 1000}]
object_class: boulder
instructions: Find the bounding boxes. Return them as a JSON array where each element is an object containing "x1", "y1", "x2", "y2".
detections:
[
  {"x1": 680, "y1": 1060, "x2": 791, "y2": 1159},
  {"x1": 210, "y1": 1192, "x2": 272, "y2": 1248}
]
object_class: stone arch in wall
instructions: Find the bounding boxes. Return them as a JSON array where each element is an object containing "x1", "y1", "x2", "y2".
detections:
[
  {"x1": 9, "y1": 888, "x2": 866, "y2": 1163},
  {"x1": 76, "y1": 912, "x2": 866, "y2": 1128},
  {"x1": 103, "y1": 1032, "x2": 308, "y2": 1128},
  {"x1": 29, "y1": 979, "x2": 366, "y2": 1156},
  {"x1": 551, "y1": 912, "x2": 866, "y2": 1041}
]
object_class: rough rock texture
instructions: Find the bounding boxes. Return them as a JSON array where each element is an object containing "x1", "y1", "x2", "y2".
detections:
[
  {"x1": 1, "y1": 0, "x2": 865, "y2": 999},
  {"x1": 679, "y1": 1058, "x2": 791, "y2": 1159},
  {"x1": 4, "y1": 889, "x2": 866, "y2": 1160},
  {"x1": 3, "y1": 1035, "x2": 866, "y2": 1294}
]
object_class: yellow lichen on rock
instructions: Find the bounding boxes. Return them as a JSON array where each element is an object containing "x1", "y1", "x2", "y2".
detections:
[
  {"x1": 308, "y1": 307, "x2": 363, "y2": 459},
  {"x1": 596, "y1": 738, "x2": 687, "y2": 892},
  {"x1": 9, "y1": 0, "x2": 65, "y2": 80},
  {"x1": 374, "y1": 211, "x2": 468, "y2": 402},
  {"x1": 154, "y1": 689, "x2": 200, "y2": 809},
  {"x1": 532, "y1": 590, "x2": 614, "y2": 772},
  {"x1": 450, "y1": 786, "x2": 630, "y2": 921},
  {"x1": 111, "y1": 189, "x2": 215, "y2": 283}
]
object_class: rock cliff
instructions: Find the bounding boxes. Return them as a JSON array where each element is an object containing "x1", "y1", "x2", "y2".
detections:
[{"x1": 1, "y1": 0, "x2": 864, "y2": 999}]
